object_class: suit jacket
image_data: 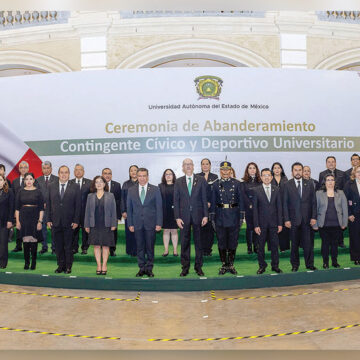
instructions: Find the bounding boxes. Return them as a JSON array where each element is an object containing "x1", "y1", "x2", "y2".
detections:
[
  {"x1": 319, "y1": 168, "x2": 347, "y2": 190},
  {"x1": 46, "y1": 181, "x2": 81, "y2": 228},
  {"x1": 314, "y1": 190, "x2": 348, "y2": 228},
  {"x1": 84, "y1": 192, "x2": 118, "y2": 229},
  {"x1": 210, "y1": 177, "x2": 244, "y2": 228},
  {"x1": 308, "y1": 178, "x2": 320, "y2": 192},
  {"x1": 283, "y1": 178, "x2": 317, "y2": 226},
  {"x1": 252, "y1": 185, "x2": 283, "y2": 228},
  {"x1": 197, "y1": 172, "x2": 218, "y2": 202},
  {"x1": 345, "y1": 168, "x2": 353, "y2": 180},
  {"x1": 108, "y1": 180, "x2": 122, "y2": 220},
  {"x1": 127, "y1": 183, "x2": 162, "y2": 231},
  {"x1": 174, "y1": 174, "x2": 208, "y2": 225},
  {"x1": 344, "y1": 180, "x2": 360, "y2": 216},
  {"x1": 70, "y1": 177, "x2": 91, "y2": 224},
  {"x1": 121, "y1": 179, "x2": 138, "y2": 214},
  {"x1": 37, "y1": 174, "x2": 59, "y2": 200}
]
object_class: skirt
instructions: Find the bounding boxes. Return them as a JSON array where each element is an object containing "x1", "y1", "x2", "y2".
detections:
[{"x1": 88, "y1": 227, "x2": 115, "y2": 247}]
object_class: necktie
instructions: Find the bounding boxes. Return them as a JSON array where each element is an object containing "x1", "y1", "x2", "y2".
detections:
[
  {"x1": 20, "y1": 177, "x2": 23, "y2": 187},
  {"x1": 297, "y1": 180, "x2": 301, "y2": 198},
  {"x1": 266, "y1": 186, "x2": 271, "y2": 202},
  {"x1": 187, "y1": 177, "x2": 192, "y2": 195},
  {"x1": 140, "y1": 186, "x2": 145, "y2": 204},
  {"x1": 60, "y1": 183, "x2": 65, "y2": 200},
  {"x1": 45, "y1": 176, "x2": 49, "y2": 186},
  {"x1": 77, "y1": 179, "x2": 81, "y2": 189}
]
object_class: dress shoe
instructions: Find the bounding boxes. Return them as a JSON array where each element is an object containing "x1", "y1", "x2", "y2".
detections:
[
  {"x1": 12, "y1": 248, "x2": 22, "y2": 253},
  {"x1": 271, "y1": 267, "x2": 283, "y2": 273},
  {"x1": 136, "y1": 269, "x2": 145, "y2": 277},
  {"x1": 39, "y1": 248, "x2": 48, "y2": 254},
  {"x1": 228, "y1": 265, "x2": 237, "y2": 275},
  {"x1": 110, "y1": 251, "x2": 116, "y2": 257},
  {"x1": 30, "y1": 263, "x2": 36, "y2": 270},
  {"x1": 162, "y1": 252, "x2": 169, "y2": 257},
  {"x1": 257, "y1": 267, "x2": 266, "y2": 274},
  {"x1": 64, "y1": 268, "x2": 72, "y2": 274},
  {"x1": 306, "y1": 266, "x2": 317, "y2": 271},
  {"x1": 332, "y1": 262, "x2": 340, "y2": 268},
  {"x1": 180, "y1": 269, "x2": 189, "y2": 277},
  {"x1": 51, "y1": 250, "x2": 56, "y2": 255},
  {"x1": 147, "y1": 270, "x2": 154, "y2": 277},
  {"x1": 355, "y1": 260, "x2": 360, "y2": 265},
  {"x1": 24, "y1": 264, "x2": 29, "y2": 270},
  {"x1": 81, "y1": 250, "x2": 88, "y2": 255},
  {"x1": 323, "y1": 263, "x2": 329, "y2": 269},
  {"x1": 0, "y1": 265, "x2": 6, "y2": 269},
  {"x1": 195, "y1": 268, "x2": 205, "y2": 276},
  {"x1": 247, "y1": 250, "x2": 253, "y2": 255},
  {"x1": 291, "y1": 266, "x2": 299, "y2": 272},
  {"x1": 55, "y1": 267, "x2": 64, "y2": 273},
  {"x1": 218, "y1": 265, "x2": 227, "y2": 275},
  {"x1": 72, "y1": 249, "x2": 78, "y2": 255},
  {"x1": 339, "y1": 243, "x2": 346, "y2": 248}
]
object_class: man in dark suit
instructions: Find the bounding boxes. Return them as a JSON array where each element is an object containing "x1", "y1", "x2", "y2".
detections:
[
  {"x1": 127, "y1": 168, "x2": 162, "y2": 277},
  {"x1": 46, "y1": 165, "x2": 81, "y2": 274},
  {"x1": 102, "y1": 168, "x2": 121, "y2": 256},
  {"x1": 319, "y1": 156, "x2": 347, "y2": 248},
  {"x1": 345, "y1": 153, "x2": 360, "y2": 180},
  {"x1": 70, "y1": 164, "x2": 91, "y2": 255},
  {"x1": 174, "y1": 158, "x2": 209, "y2": 277},
  {"x1": 210, "y1": 160, "x2": 244, "y2": 275},
  {"x1": 253, "y1": 168, "x2": 283, "y2": 274},
  {"x1": 37, "y1": 161, "x2": 58, "y2": 254},
  {"x1": 284, "y1": 162, "x2": 317, "y2": 271}
]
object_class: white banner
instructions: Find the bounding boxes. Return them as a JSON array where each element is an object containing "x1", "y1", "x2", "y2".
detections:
[{"x1": 0, "y1": 67, "x2": 359, "y2": 183}]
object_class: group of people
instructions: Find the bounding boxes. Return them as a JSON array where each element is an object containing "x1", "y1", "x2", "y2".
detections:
[{"x1": 0, "y1": 152, "x2": 359, "y2": 277}]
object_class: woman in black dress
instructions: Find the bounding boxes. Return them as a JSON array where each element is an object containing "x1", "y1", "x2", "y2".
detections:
[
  {"x1": 85, "y1": 176, "x2": 117, "y2": 275},
  {"x1": 197, "y1": 158, "x2": 218, "y2": 256},
  {"x1": 121, "y1": 165, "x2": 138, "y2": 256},
  {"x1": 159, "y1": 169, "x2": 178, "y2": 256},
  {"x1": 0, "y1": 174, "x2": 14, "y2": 269},
  {"x1": 344, "y1": 165, "x2": 360, "y2": 265},
  {"x1": 242, "y1": 162, "x2": 262, "y2": 254},
  {"x1": 15, "y1": 173, "x2": 44, "y2": 270},
  {"x1": 271, "y1": 162, "x2": 290, "y2": 252}
]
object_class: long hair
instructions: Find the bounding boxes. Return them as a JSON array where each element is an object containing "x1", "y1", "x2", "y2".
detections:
[
  {"x1": 0, "y1": 174, "x2": 9, "y2": 193},
  {"x1": 320, "y1": 173, "x2": 338, "y2": 192},
  {"x1": 128, "y1": 165, "x2": 139, "y2": 180},
  {"x1": 161, "y1": 169, "x2": 176, "y2": 184},
  {"x1": 90, "y1": 176, "x2": 109, "y2": 193},
  {"x1": 350, "y1": 164, "x2": 360, "y2": 181},
  {"x1": 230, "y1": 167, "x2": 236, "y2": 179},
  {"x1": 271, "y1": 162, "x2": 286, "y2": 178},
  {"x1": 242, "y1": 162, "x2": 261, "y2": 183}
]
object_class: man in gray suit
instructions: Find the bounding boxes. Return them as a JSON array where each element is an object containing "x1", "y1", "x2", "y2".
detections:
[
  {"x1": 127, "y1": 168, "x2": 162, "y2": 277},
  {"x1": 174, "y1": 158, "x2": 208, "y2": 277},
  {"x1": 37, "y1": 161, "x2": 58, "y2": 254}
]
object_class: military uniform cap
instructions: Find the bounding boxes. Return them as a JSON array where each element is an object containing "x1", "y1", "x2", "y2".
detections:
[{"x1": 220, "y1": 161, "x2": 232, "y2": 169}]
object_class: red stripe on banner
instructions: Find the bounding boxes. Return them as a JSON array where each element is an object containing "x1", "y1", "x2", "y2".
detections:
[{"x1": 7, "y1": 148, "x2": 43, "y2": 182}]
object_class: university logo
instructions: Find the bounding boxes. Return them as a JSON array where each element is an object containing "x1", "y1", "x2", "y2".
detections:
[{"x1": 194, "y1": 75, "x2": 223, "y2": 100}]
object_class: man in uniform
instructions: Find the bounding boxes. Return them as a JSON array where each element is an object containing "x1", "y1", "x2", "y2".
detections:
[{"x1": 210, "y1": 161, "x2": 244, "y2": 275}]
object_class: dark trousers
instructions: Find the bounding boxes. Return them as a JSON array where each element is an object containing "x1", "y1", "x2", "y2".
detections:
[
  {"x1": 0, "y1": 228, "x2": 9, "y2": 267},
  {"x1": 125, "y1": 219, "x2": 137, "y2": 256},
  {"x1": 319, "y1": 226, "x2": 340, "y2": 264},
  {"x1": 134, "y1": 228, "x2": 156, "y2": 271},
  {"x1": 72, "y1": 225, "x2": 89, "y2": 252},
  {"x1": 349, "y1": 216, "x2": 360, "y2": 261},
  {"x1": 245, "y1": 211, "x2": 257, "y2": 251},
  {"x1": 23, "y1": 242, "x2": 37, "y2": 267},
  {"x1": 54, "y1": 226, "x2": 74, "y2": 270},
  {"x1": 200, "y1": 221, "x2": 215, "y2": 255},
  {"x1": 15, "y1": 228, "x2": 22, "y2": 250},
  {"x1": 41, "y1": 223, "x2": 55, "y2": 251},
  {"x1": 279, "y1": 227, "x2": 290, "y2": 251},
  {"x1": 290, "y1": 221, "x2": 313, "y2": 268},
  {"x1": 180, "y1": 217, "x2": 202, "y2": 271},
  {"x1": 338, "y1": 229, "x2": 345, "y2": 246},
  {"x1": 216, "y1": 225, "x2": 239, "y2": 250},
  {"x1": 110, "y1": 228, "x2": 118, "y2": 254},
  {"x1": 257, "y1": 226, "x2": 279, "y2": 268}
]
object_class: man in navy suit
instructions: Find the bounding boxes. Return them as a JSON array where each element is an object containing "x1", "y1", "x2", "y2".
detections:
[
  {"x1": 102, "y1": 168, "x2": 122, "y2": 256},
  {"x1": 46, "y1": 165, "x2": 81, "y2": 274},
  {"x1": 36, "y1": 161, "x2": 58, "y2": 254},
  {"x1": 127, "y1": 168, "x2": 162, "y2": 277},
  {"x1": 174, "y1": 158, "x2": 208, "y2": 277},
  {"x1": 345, "y1": 153, "x2": 360, "y2": 180},
  {"x1": 284, "y1": 162, "x2": 317, "y2": 272},
  {"x1": 71, "y1": 164, "x2": 91, "y2": 255},
  {"x1": 253, "y1": 168, "x2": 283, "y2": 274}
]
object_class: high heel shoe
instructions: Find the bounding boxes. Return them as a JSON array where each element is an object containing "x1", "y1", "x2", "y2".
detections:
[
  {"x1": 96, "y1": 270, "x2": 102, "y2": 275},
  {"x1": 101, "y1": 271, "x2": 107, "y2": 275},
  {"x1": 162, "y1": 252, "x2": 169, "y2": 257},
  {"x1": 173, "y1": 252, "x2": 179, "y2": 257}
]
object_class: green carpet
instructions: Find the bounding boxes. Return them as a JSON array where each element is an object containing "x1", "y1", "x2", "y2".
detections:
[{"x1": 2, "y1": 226, "x2": 357, "y2": 279}]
